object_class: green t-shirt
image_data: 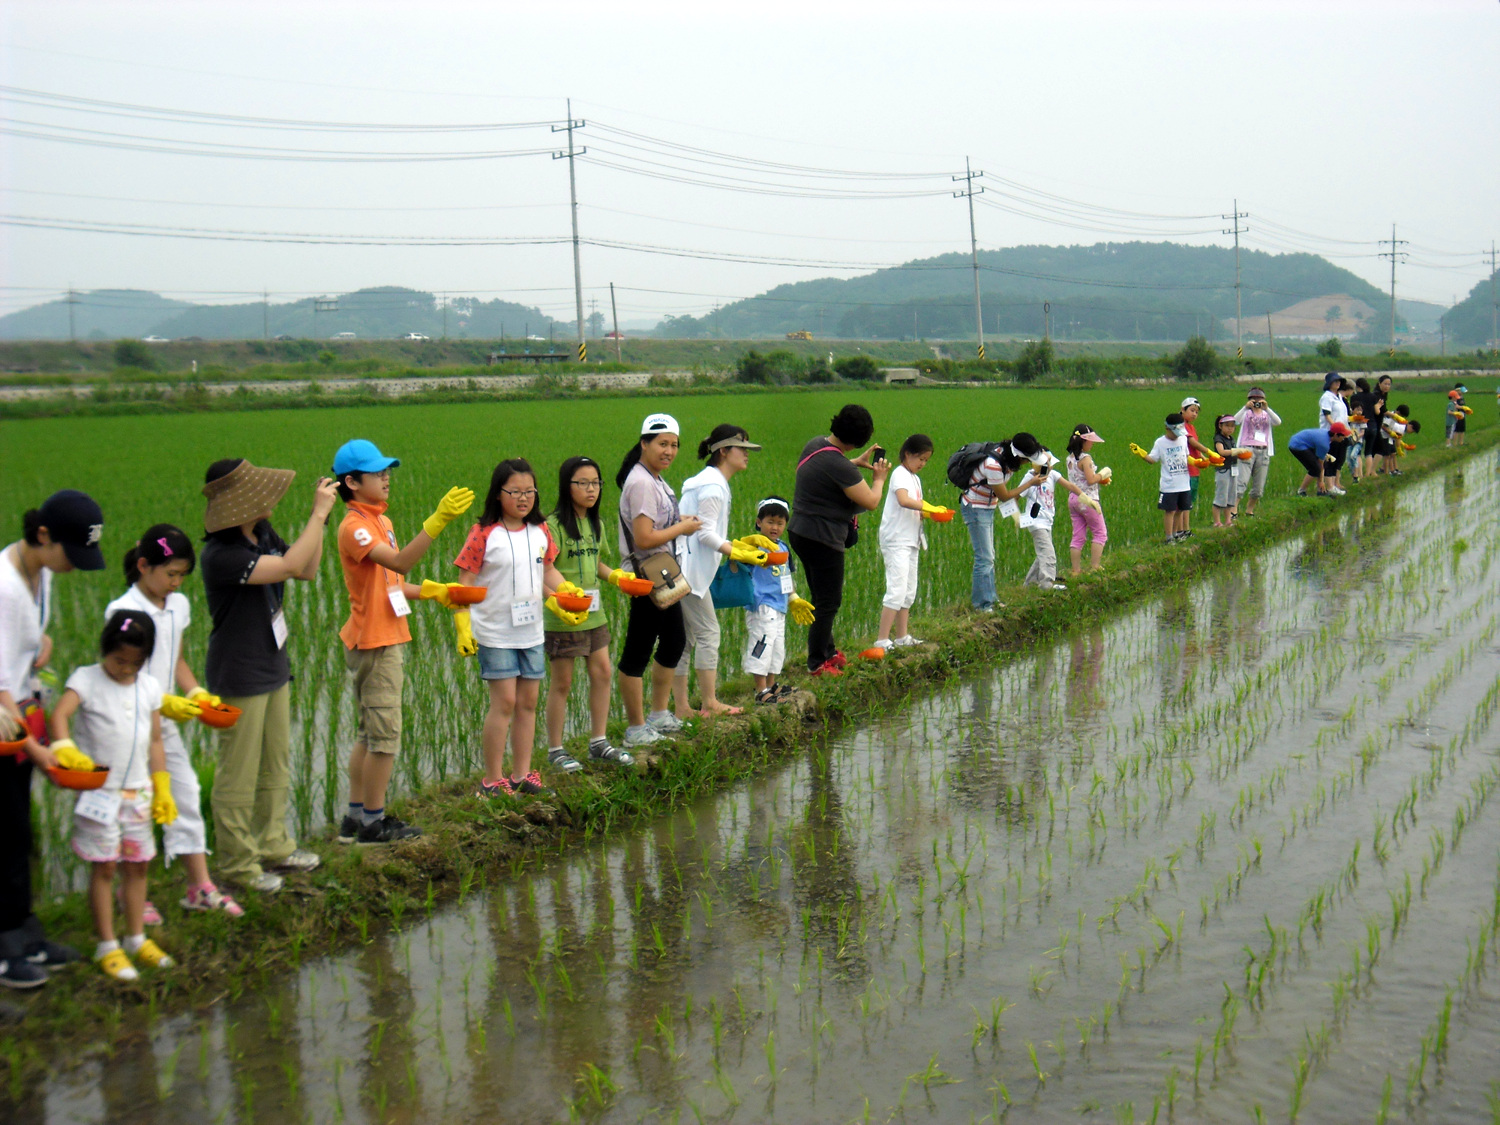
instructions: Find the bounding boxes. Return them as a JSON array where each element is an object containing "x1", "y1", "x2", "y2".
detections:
[{"x1": 545, "y1": 512, "x2": 608, "y2": 633}]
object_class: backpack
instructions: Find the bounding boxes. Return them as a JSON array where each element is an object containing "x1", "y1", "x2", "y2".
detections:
[{"x1": 946, "y1": 441, "x2": 1005, "y2": 493}]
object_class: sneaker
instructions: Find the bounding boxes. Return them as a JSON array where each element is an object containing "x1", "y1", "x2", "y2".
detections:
[
  {"x1": 0, "y1": 959, "x2": 48, "y2": 989},
  {"x1": 811, "y1": 660, "x2": 844, "y2": 677},
  {"x1": 893, "y1": 635, "x2": 924, "y2": 647},
  {"x1": 357, "y1": 814, "x2": 422, "y2": 844},
  {"x1": 1296, "y1": 489, "x2": 1308, "y2": 497},
  {"x1": 622, "y1": 724, "x2": 665, "y2": 749},
  {"x1": 131, "y1": 939, "x2": 175, "y2": 969},
  {"x1": 24, "y1": 938, "x2": 80, "y2": 968},
  {"x1": 181, "y1": 884, "x2": 245, "y2": 917},
  {"x1": 238, "y1": 871, "x2": 284, "y2": 894},
  {"x1": 646, "y1": 711, "x2": 684, "y2": 734},
  {"x1": 96, "y1": 949, "x2": 137, "y2": 982},
  {"x1": 1050, "y1": 583, "x2": 1068, "y2": 590},
  {"x1": 336, "y1": 815, "x2": 361, "y2": 844},
  {"x1": 873, "y1": 638, "x2": 894, "y2": 651},
  {"x1": 588, "y1": 741, "x2": 635, "y2": 766},
  {"x1": 1327, "y1": 485, "x2": 1346, "y2": 496},
  {"x1": 272, "y1": 849, "x2": 321, "y2": 873},
  {"x1": 511, "y1": 771, "x2": 553, "y2": 797},
  {"x1": 547, "y1": 747, "x2": 583, "y2": 773},
  {"x1": 829, "y1": 651, "x2": 849, "y2": 670},
  {"x1": 478, "y1": 777, "x2": 516, "y2": 798}
]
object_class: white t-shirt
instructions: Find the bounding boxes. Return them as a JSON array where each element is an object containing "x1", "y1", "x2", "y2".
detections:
[
  {"x1": 879, "y1": 465, "x2": 926, "y2": 549},
  {"x1": 1318, "y1": 391, "x2": 1348, "y2": 431},
  {"x1": 64, "y1": 664, "x2": 162, "y2": 790},
  {"x1": 0, "y1": 544, "x2": 51, "y2": 702},
  {"x1": 1017, "y1": 469, "x2": 1062, "y2": 529},
  {"x1": 1149, "y1": 435, "x2": 1190, "y2": 493},
  {"x1": 106, "y1": 585, "x2": 190, "y2": 750},
  {"x1": 453, "y1": 522, "x2": 558, "y2": 649}
]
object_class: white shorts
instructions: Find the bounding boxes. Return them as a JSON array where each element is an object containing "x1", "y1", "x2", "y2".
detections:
[
  {"x1": 880, "y1": 543, "x2": 921, "y2": 610},
  {"x1": 72, "y1": 789, "x2": 158, "y2": 864},
  {"x1": 743, "y1": 606, "x2": 787, "y2": 676}
]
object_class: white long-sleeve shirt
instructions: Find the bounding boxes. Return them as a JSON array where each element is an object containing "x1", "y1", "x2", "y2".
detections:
[
  {"x1": 678, "y1": 465, "x2": 733, "y2": 597},
  {"x1": 1234, "y1": 404, "x2": 1283, "y2": 456}
]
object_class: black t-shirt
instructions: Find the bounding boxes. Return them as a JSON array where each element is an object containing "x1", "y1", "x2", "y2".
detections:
[
  {"x1": 789, "y1": 437, "x2": 864, "y2": 551},
  {"x1": 1212, "y1": 431, "x2": 1236, "y2": 474},
  {"x1": 201, "y1": 523, "x2": 292, "y2": 697}
]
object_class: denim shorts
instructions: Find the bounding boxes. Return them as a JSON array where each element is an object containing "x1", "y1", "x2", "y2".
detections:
[{"x1": 477, "y1": 643, "x2": 546, "y2": 681}]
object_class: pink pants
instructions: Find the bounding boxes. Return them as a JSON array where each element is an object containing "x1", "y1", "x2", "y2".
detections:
[{"x1": 1068, "y1": 496, "x2": 1108, "y2": 549}]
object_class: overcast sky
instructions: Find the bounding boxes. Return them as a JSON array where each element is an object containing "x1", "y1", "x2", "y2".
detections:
[{"x1": 1, "y1": 0, "x2": 1496, "y2": 326}]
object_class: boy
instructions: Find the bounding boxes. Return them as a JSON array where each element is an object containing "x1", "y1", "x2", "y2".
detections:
[
  {"x1": 742, "y1": 497, "x2": 814, "y2": 703},
  {"x1": 1177, "y1": 397, "x2": 1219, "y2": 531},
  {"x1": 332, "y1": 439, "x2": 472, "y2": 844},
  {"x1": 1133, "y1": 413, "x2": 1192, "y2": 543}
]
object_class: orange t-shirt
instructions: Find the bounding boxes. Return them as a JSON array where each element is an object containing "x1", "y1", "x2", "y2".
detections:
[{"x1": 337, "y1": 501, "x2": 412, "y2": 650}]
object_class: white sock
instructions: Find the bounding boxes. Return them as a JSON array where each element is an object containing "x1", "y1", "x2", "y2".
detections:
[
  {"x1": 122, "y1": 933, "x2": 146, "y2": 954},
  {"x1": 95, "y1": 939, "x2": 120, "y2": 959}
]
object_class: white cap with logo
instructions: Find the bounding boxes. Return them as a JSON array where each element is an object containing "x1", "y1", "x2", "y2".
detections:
[{"x1": 641, "y1": 413, "x2": 680, "y2": 436}]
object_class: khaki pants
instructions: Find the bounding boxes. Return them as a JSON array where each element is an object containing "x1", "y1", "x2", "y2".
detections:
[
  {"x1": 211, "y1": 683, "x2": 295, "y2": 881},
  {"x1": 345, "y1": 644, "x2": 404, "y2": 755}
]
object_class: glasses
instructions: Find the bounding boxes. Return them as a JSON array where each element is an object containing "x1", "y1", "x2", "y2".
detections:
[
  {"x1": 570, "y1": 479, "x2": 603, "y2": 490},
  {"x1": 501, "y1": 488, "x2": 538, "y2": 499}
]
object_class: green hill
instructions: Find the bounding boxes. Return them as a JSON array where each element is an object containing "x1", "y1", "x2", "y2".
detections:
[
  {"x1": 0, "y1": 290, "x2": 194, "y2": 341},
  {"x1": 1441, "y1": 271, "x2": 1499, "y2": 347}
]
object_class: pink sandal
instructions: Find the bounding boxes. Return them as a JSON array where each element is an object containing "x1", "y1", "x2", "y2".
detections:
[{"x1": 181, "y1": 883, "x2": 245, "y2": 917}]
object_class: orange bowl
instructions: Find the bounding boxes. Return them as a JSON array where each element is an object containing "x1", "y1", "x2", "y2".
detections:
[
  {"x1": 619, "y1": 577, "x2": 655, "y2": 597},
  {"x1": 859, "y1": 647, "x2": 887, "y2": 661},
  {"x1": 555, "y1": 591, "x2": 593, "y2": 613},
  {"x1": 1237, "y1": 450, "x2": 1254, "y2": 461},
  {"x1": 447, "y1": 586, "x2": 488, "y2": 606},
  {"x1": 766, "y1": 550, "x2": 790, "y2": 565},
  {"x1": 197, "y1": 702, "x2": 243, "y2": 730},
  {"x1": 1, "y1": 737, "x2": 26, "y2": 758},
  {"x1": 929, "y1": 509, "x2": 954, "y2": 523},
  {"x1": 47, "y1": 765, "x2": 109, "y2": 791}
]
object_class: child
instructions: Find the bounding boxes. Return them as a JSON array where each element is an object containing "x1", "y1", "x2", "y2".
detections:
[
  {"x1": 1383, "y1": 408, "x2": 1419, "y2": 474},
  {"x1": 48, "y1": 610, "x2": 177, "y2": 981},
  {"x1": 876, "y1": 434, "x2": 947, "y2": 649},
  {"x1": 1133, "y1": 413, "x2": 1192, "y2": 542},
  {"x1": 454, "y1": 458, "x2": 578, "y2": 798},
  {"x1": 1210, "y1": 415, "x2": 1241, "y2": 527},
  {"x1": 742, "y1": 497, "x2": 815, "y2": 702},
  {"x1": 331, "y1": 439, "x2": 474, "y2": 845},
  {"x1": 1017, "y1": 450, "x2": 1100, "y2": 589},
  {"x1": 105, "y1": 525, "x2": 242, "y2": 919},
  {"x1": 1446, "y1": 388, "x2": 1468, "y2": 447},
  {"x1": 542, "y1": 455, "x2": 635, "y2": 772},
  {"x1": 1065, "y1": 424, "x2": 1110, "y2": 574}
]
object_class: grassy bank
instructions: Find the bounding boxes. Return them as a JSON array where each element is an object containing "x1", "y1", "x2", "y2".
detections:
[{"x1": 3, "y1": 427, "x2": 1493, "y2": 1097}]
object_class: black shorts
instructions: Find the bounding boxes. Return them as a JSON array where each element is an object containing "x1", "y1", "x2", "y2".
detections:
[
  {"x1": 1290, "y1": 447, "x2": 1324, "y2": 478},
  {"x1": 1158, "y1": 490, "x2": 1192, "y2": 512}
]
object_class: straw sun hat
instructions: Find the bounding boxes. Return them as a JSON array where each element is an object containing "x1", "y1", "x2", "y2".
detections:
[{"x1": 202, "y1": 459, "x2": 296, "y2": 533}]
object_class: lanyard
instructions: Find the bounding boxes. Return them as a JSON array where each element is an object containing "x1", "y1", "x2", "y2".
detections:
[{"x1": 503, "y1": 524, "x2": 537, "y2": 601}]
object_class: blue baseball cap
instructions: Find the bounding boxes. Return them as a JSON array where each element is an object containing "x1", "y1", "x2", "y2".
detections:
[{"x1": 333, "y1": 439, "x2": 400, "y2": 476}]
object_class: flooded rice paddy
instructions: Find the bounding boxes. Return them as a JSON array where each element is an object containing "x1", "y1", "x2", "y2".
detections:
[{"x1": 21, "y1": 459, "x2": 1500, "y2": 1124}]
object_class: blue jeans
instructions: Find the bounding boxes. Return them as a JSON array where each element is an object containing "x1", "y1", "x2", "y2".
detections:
[{"x1": 962, "y1": 503, "x2": 997, "y2": 608}]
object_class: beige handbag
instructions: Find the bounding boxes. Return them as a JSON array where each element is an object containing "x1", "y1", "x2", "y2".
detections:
[{"x1": 638, "y1": 551, "x2": 692, "y2": 609}]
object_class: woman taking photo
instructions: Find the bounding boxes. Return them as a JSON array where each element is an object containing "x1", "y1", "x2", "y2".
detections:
[
  {"x1": 614, "y1": 414, "x2": 702, "y2": 749},
  {"x1": 675, "y1": 424, "x2": 765, "y2": 718},
  {"x1": 789, "y1": 404, "x2": 889, "y2": 677}
]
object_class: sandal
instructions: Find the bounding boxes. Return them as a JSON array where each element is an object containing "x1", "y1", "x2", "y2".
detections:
[
  {"x1": 97, "y1": 948, "x2": 138, "y2": 981},
  {"x1": 754, "y1": 687, "x2": 779, "y2": 705},
  {"x1": 132, "y1": 938, "x2": 175, "y2": 969}
]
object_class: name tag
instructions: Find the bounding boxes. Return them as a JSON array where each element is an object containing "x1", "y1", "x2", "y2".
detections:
[
  {"x1": 511, "y1": 599, "x2": 540, "y2": 627},
  {"x1": 75, "y1": 787, "x2": 122, "y2": 825},
  {"x1": 998, "y1": 499, "x2": 1018, "y2": 519},
  {"x1": 586, "y1": 589, "x2": 602, "y2": 613},
  {"x1": 387, "y1": 587, "x2": 411, "y2": 617},
  {"x1": 271, "y1": 609, "x2": 288, "y2": 650},
  {"x1": 779, "y1": 572, "x2": 794, "y2": 595}
]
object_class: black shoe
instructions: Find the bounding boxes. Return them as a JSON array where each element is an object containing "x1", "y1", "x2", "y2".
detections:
[
  {"x1": 24, "y1": 939, "x2": 79, "y2": 968},
  {"x1": 357, "y1": 815, "x2": 422, "y2": 844},
  {"x1": 337, "y1": 815, "x2": 361, "y2": 844},
  {"x1": 0, "y1": 959, "x2": 48, "y2": 989},
  {"x1": 512, "y1": 775, "x2": 554, "y2": 797}
]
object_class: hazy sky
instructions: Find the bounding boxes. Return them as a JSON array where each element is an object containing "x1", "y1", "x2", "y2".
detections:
[{"x1": 2, "y1": 0, "x2": 1496, "y2": 325}]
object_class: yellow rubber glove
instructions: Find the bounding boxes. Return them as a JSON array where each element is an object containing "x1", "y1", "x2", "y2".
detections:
[
  {"x1": 920, "y1": 501, "x2": 953, "y2": 520},
  {"x1": 51, "y1": 738, "x2": 95, "y2": 771},
  {"x1": 545, "y1": 596, "x2": 590, "y2": 627},
  {"x1": 555, "y1": 580, "x2": 586, "y2": 598},
  {"x1": 1129, "y1": 442, "x2": 1151, "y2": 460},
  {"x1": 422, "y1": 486, "x2": 476, "y2": 540},
  {"x1": 1187, "y1": 456, "x2": 1212, "y2": 470},
  {"x1": 1097, "y1": 466, "x2": 1113, "y2": 482},
  {"x1": 735, "y1": 534, "x2": 779, "y2": 554},
  {"x1": 150, "y1": 771, "x2": 178, "y2": 825},
  {"x1": 187, "y1": 687, "x2": 221, "y2": 708},
  {"x1": 454, "y1": 610, "x2": 477, "y2": 657},
  {"x1": 607, "y1": 568, "x2": 635, "y2": 588},
  {"x1": 728, "y1": 541, "x2": 770, "y2": 567},
  {"x1": 159, "y1": 694, "x2": 204, "y2": 723},
  {"x1": 789, "y1": 596, "x2": 815, "y2": 627},
  {"x1": 1206, "y1": 452, "x2": 1225, "y2": 466},
  {"x1": 1081, "y1": 494, "x2": 1102, "y2": 512},
  {"x1": 419, "y1": 578, "x2": 462, "y2": 607}
]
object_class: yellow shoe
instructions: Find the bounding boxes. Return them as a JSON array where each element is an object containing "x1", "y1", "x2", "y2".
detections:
[
  {"x1": 97, "y1": 948, "x2": 139, "y2": 981},
  {"x1": 132, "y1": 938, "x2": 176, "y2": 969}
]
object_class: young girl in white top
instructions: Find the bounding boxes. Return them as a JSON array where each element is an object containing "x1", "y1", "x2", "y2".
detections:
[
  {"x1": 1018, "y1": 450, "x2": 1101, "y2": 589},
  {"x1": 106, "y1": 525, "x2": 242, "y2": 919},
  {"x1": 1065, "y1": 425, "x2": 1111, "y2": 575},
  {"x1": 453, "y1": 458, "x2": 572, "y2": 799},
  {"x1": 876, "y1": 434, "x2": 948, "y2": 649},
  {"x1": 49, "y1": 610, "x2": 178, "y2": 980}
]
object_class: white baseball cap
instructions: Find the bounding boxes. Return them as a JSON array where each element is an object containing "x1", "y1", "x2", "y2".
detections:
[
  {"x1": 641, "y1": 413, "x2": 680, "y2": 436},
  {"x1": 1180, "y1": 396, "x2": 1201, "y2": 409}
]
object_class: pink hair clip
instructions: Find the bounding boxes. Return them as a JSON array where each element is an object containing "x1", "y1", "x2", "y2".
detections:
[
  {"x1": 157, "y1": 537, "x2": 173, "y2": 556},
  {"x1": 121, "y1": 619, "x2": 131, "y2": 632}
]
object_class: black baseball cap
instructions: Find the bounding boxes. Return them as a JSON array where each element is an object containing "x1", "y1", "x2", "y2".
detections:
[{"x1": 38, "y1": 489, "x2": 105, "y2": 570}]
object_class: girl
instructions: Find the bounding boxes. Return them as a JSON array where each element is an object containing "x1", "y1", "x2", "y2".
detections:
[
  {"x1": 1210, "y1": 416, "x2": 1241, "y2": 527},
  {"x1": 1065, "y1": 425, "x2": 1109, "y2": 574},
  {"x1": 49, "y1": 610, "x2": 177, "y2": 981},
  {"x1": 107, "y1": 525, "x2": 242, "y2": 918},
  {"x1": 1232, "y1": 388, "x2": 1282, "y2": 516},
  {"x1": 875, "y1": 433, "x2": 943, "y2": 649},
  {"x1": 542, "y1": 456, "x2": 635, "y2": 772},
  {"x1": 454, "y1": 459, "x2": 572, "y2": 797},
  {"x1": 675, "y1": 423, "x2": 765, "y2": 718},
  {"x1": 1018, "y1": 451, "x2": 1100, "y2": 588},
  {"x1": 614, "y1": 414, "x2": 702, "y2": 747}
]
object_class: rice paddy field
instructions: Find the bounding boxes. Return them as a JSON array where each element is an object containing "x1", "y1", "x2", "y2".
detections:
[{"x1": 15, "y1": 445, "x2": 1500, "y2": 1123}]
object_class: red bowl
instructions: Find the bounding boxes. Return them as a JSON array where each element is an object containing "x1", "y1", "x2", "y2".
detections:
[
  {"x1": 619, "y1": 577, "x2": 655, "y2": 597},
  {"x1": 447, "y1": 586, "x2": 488, "y2": 606},
  {"x1": 1, "y1": 737, "x2": 26, "y2": 758},
  {"x1": 766, "y1": 550, "x2": 790, "y2": 565},
  {"x1": 555, "y1": 592, "x2": 593, "y2": 613},
  {"x1": 197, "y1": 703, "x2": 243, "y2": 730},
  {"x1": 47, "y1": 765, "x2": 109, "y2": 791},
  {"x1": 859, "y1": 647, "x2": 887, "y2": 661}
]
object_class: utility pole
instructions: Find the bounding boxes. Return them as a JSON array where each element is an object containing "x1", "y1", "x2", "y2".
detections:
[
  {"x1": 1222, "y1": 200, "x2": 1248, "y2": 360},
  {"x1": 66, "y1": 284, "x2": 77, "y2": 342},
  {"x1": 953, "y1": 157, "x2": 985, "y2": 360},
  {"x1": 552, "y1": 99, "x2": 587, "y2": 363},
  {"x1": 262, "y1": 290, "x2": 269, "y2": 340},
  {"x1": 609, "y1": 281, "x2": 622, "y2": 362},
  {"x1": 1378, "y1": 223, "x2": 1408, "y2": 357},
  {"x1": 1489, "y1": 241, "x2": 1498, "y2": 352},
  {"x1": 1043, "y1": 301, "x2": 1051, "y2": 341},
  {"x1": 442, "y1": 292, "x2": 448, "y2": 340},
  {"x1": 1266, "y1": 312, "x2": 1274, "y2": 360}
]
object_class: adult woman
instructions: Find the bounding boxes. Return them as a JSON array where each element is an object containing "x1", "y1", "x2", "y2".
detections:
[
  {"x1": 1232, "y1": 388, "x2": 1282, "y2": 516},
  {"x1": 1317, "y1": 378, "x2": 1354, "y2": 494},
  {"x1": 0, "y1": 489, "x2": 104, "y2": 987},
  {"x1": 789, "y1": 404, "x2": 889, "y2": 676},
  {"x1": 675, "y1": 424, "x2": 764, "y2": 718},
  {"x1": 200, "y1": 459, "x2": 337, "y2": 894},
  {"x1": 614, "y1": 414, "x2": 702, "y2": 748},
  {"x1": 1359, "y1": 375, "x2": 1392, "y2": 477}
]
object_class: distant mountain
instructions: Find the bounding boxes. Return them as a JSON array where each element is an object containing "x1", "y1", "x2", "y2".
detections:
[
  {"x1": 0, "y1": 286, "x2": 561, "y2": 341},
  {"x1": 1442, "y1": 271, "x2": 1499, "y2": 347},
  {"x1": 653, "y1": 242, "x2": 1401, "y2": 342}
]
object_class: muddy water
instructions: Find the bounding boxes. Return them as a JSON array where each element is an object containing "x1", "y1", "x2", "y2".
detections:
[{"x1": 23, "y1": 460, "x2": 1500, "y2": 1124}]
